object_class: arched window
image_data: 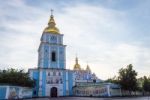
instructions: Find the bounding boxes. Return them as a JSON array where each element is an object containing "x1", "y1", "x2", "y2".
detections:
[
  {"x1": 58, "y1": 72, "x2": 61, "y2": 76},
  {"x1": 53, "y1": 71, "x2": 56, "y2": 76},
  {"x1": 51, "y1": 51, "x2": 56, "y2": 62},
  {"x1": 48, "y1": 72, "x2": 50, "y2": 76}
]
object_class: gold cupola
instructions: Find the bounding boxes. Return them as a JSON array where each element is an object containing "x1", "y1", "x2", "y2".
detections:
[
  {"x1": 43, "y1": 10, "x2": 60, "y2": 34},
  {"x1": 73, "y1": 57, "x2": 81, "y2": 70},
  {"x1": 86, "y1": 64, "x2": 91, "y2": 72}
]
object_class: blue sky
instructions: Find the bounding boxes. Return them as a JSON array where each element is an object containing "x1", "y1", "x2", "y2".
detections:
[{"x1": 0, "y1": 0, "x2": 150, "y2": 79}]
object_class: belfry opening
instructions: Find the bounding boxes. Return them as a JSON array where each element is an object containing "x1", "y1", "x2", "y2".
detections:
[{"x1": 51, "y1": 51, "x2": 56, "y2": 62}]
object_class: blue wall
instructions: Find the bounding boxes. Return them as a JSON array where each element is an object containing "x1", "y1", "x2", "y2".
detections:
[
  {"x1": 0, "y1": 87, "x2": 6, "y2": 99},
  {"x1": 59, "y1": 47, "x2": 65, "y2": 69},
  {"x1": 33, "y1": 71, "x2": 39, "y2": 97},
  {"x1": 33, "y1": 71, "x2": 39, "y2": 79},
  {"x1": 63, "y1": 71, "x2": 66, "y2": 96},
  {"x1": 42, "y1": 71, "x2": 46, "y2": 96},
  {"x1": 43, "y1": 45, "x2": 49, "y2": 68},
  {"x1": 68, "y1": 71, "x2": 73, "y2": 95}
]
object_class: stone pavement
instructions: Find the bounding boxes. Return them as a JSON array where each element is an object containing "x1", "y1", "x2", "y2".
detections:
[{"x1": 26, "y1": 96, "x2": 150, "y2": 100}]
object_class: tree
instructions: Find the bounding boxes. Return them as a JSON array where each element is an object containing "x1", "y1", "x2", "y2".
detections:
[
  {"x1": 143, "y1": 76, "x2": 150, "y2": 94},
  {"x1": 0, "y1": 68, "x2": 34, "y2": 87},
  {"x1": 118, "y1": 64, "x2": 138, "y2": 95},
  {"x1": 136, "y1": 77, "x2": 144, "y2": 92},
  {"x1": 105, "y1": 76, "x2": 119, "y2": 84}
]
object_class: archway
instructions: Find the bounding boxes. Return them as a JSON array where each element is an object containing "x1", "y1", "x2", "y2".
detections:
[{"x1": 50, "y1": 87, "x2": 57, "y2": 97}]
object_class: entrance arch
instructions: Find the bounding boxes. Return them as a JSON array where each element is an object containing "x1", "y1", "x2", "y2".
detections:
[{"x1": 50, "y1": 87, "x2": 57, "y2": 97}]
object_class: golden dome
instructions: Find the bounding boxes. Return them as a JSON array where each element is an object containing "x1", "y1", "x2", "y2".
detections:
[
  {"x1": 86, "y1": 64, "x2": 91, "y2": 72},
  {"x1": 74, "y1": 57, "x2": 81, "y2": 70},
  {"x1": 43, "y1": 13, "x2": 60, "y2": 34},
  {"x1": 44, "y1": 26, "x2": 60, "y2": 34}
]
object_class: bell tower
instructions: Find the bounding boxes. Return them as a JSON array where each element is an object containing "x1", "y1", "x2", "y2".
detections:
[{"x1": 38, "y1": 10, "x2": 66, "y2": 69}]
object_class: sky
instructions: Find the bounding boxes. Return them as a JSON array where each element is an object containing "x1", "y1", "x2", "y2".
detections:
[{"x1": 0, "y1": 0, "x2": 150, "y2": 79}]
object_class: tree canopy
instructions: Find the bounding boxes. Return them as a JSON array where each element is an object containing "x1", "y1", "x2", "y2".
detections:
[
  {"x1": 118, "y1": 64, "x2": 138, "y2": 92},
  {"x1": 106, "y1": 64, "x2": 150, "y2": 96},
  {"x1": 0, "y1": 68, "x2": 34, "y2": 87},
  {"x1": 143, "y1": 76, "x2": 150, "y2": 93},
  {"x1": 105, "y1": 76, "x2": 119, "y2": 84}
]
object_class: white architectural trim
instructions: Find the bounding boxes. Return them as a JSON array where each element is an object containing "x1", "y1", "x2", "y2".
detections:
[
  {"x1": 57, "y1": 46, "x2": 59, "y2": 68},
  {"x1": 107, "y1": 85, "x2": 111, "y2": 97},
  {"x1": 5, "y1": 86, "x2": 9, "y2": 99}
]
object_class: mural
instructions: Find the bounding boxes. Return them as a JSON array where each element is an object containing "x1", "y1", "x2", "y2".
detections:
[
  {"x1": 21, "y1": 88, "x2": 32, "y2": 98},
  {"x1": 74, "y1": 86, "x2": 108, "y2": 96},
  {"x1": 8, "y1": 87, "x2": 19, "y2": 99}
]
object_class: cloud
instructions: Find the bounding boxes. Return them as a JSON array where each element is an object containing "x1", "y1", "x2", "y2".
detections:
[
  {"x1": 0, "y1": 0, "x2": 150, "y2": 79},
  {"x1": 56, "y1": 4, "x2": 150, "y2": 79}
]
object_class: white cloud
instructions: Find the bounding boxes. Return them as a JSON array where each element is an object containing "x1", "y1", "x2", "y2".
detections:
[
  {"x1": 56, "y1": 4, "x2": 150, "y2": 79},
  {"x1": 0, "y1": 1, "x2": 150, "y2": 80}
]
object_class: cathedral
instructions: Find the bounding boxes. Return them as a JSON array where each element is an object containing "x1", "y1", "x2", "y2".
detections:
[{"x1": 28, "y1": 12, "x2": 100, "y2": 97}]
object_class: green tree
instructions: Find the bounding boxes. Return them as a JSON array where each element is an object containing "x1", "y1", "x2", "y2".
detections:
[
  {"x1": 143, "y1": 76, "x2": 150, "y2": 94},
  {"x1": 105, "y1": 76, "x2": 119, "y2": 84},
  {"x1": 118, "y1": 64, "x2": 138, "y2": 95},
  {"x1": 0, "y1": 68, "x2": 34, "y2": 87},
  {"x1": 137, "y1": 77, "x2": 144, "y2": 92}
]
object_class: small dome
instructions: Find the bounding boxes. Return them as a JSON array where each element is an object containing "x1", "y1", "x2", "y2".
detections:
[
  {"x1": 74, "y1": 64, "x2": 81, "y2": 70},
  {"x1": 74, "y1": 57, "x2": 81, "y2": 70},
  {"x1": 86, "y1": 65, "x2": 91, "y2": 71}
]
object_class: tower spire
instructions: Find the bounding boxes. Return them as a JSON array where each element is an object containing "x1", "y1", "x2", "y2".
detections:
[
  {"x1": 75, "y1": 57, "x2": 78, "y2": 64},
  {"x1": 75, "y1": 53, "x2": 78, "y2": 64},
  {"x1": 51, "y1": 9, "x2": 53, "y2": 16},
  {"x1": 43, "y1": 9, "x2": 60, "y2": 34},
  {"x1": 86, "y1": 61, "x2": 91, "y2": 72},
  {"x1": 48, "y1": 9, "x2": 55, "y2": 25},
  {"x1": 74, "y1": 56, "x2": 81, "y2": 70}
]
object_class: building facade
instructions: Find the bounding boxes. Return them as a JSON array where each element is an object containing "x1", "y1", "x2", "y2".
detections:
[
  {"x1": 29, "y1": 12, "x2": 120, "y2": 97},
  {"x1": 29, "y1": 13, "x2": 74, "y2": 97}
]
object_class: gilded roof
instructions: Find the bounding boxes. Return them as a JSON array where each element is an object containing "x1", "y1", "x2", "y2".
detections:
[
  {"x1": 74, "y1": 57, "x2": 81, "y2": 70},
  {"x1": 86, "y1": 64, "x2": 91, "y2": 72},
  {"x1": 43, "y1": 14, "x2": 60, "y2": 34}
]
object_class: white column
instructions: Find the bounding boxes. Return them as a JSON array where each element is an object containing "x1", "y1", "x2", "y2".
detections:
[
  {"x1": 5, "y1": 86, "x2": 9, "y2": 99},
  {"x1": 19, "y1": 87, "x2": 23, "y2": 98},
  {"x1": 107, "y1": 85, "x2": 111, "y2": 97},
  {"x1": 119, "y1": 88, "x2": 122, "y2": 96}
]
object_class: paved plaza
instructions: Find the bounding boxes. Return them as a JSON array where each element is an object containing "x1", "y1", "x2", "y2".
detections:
[{"x1": 27, "y1": 97, "x2": 150, "y2": 100}]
